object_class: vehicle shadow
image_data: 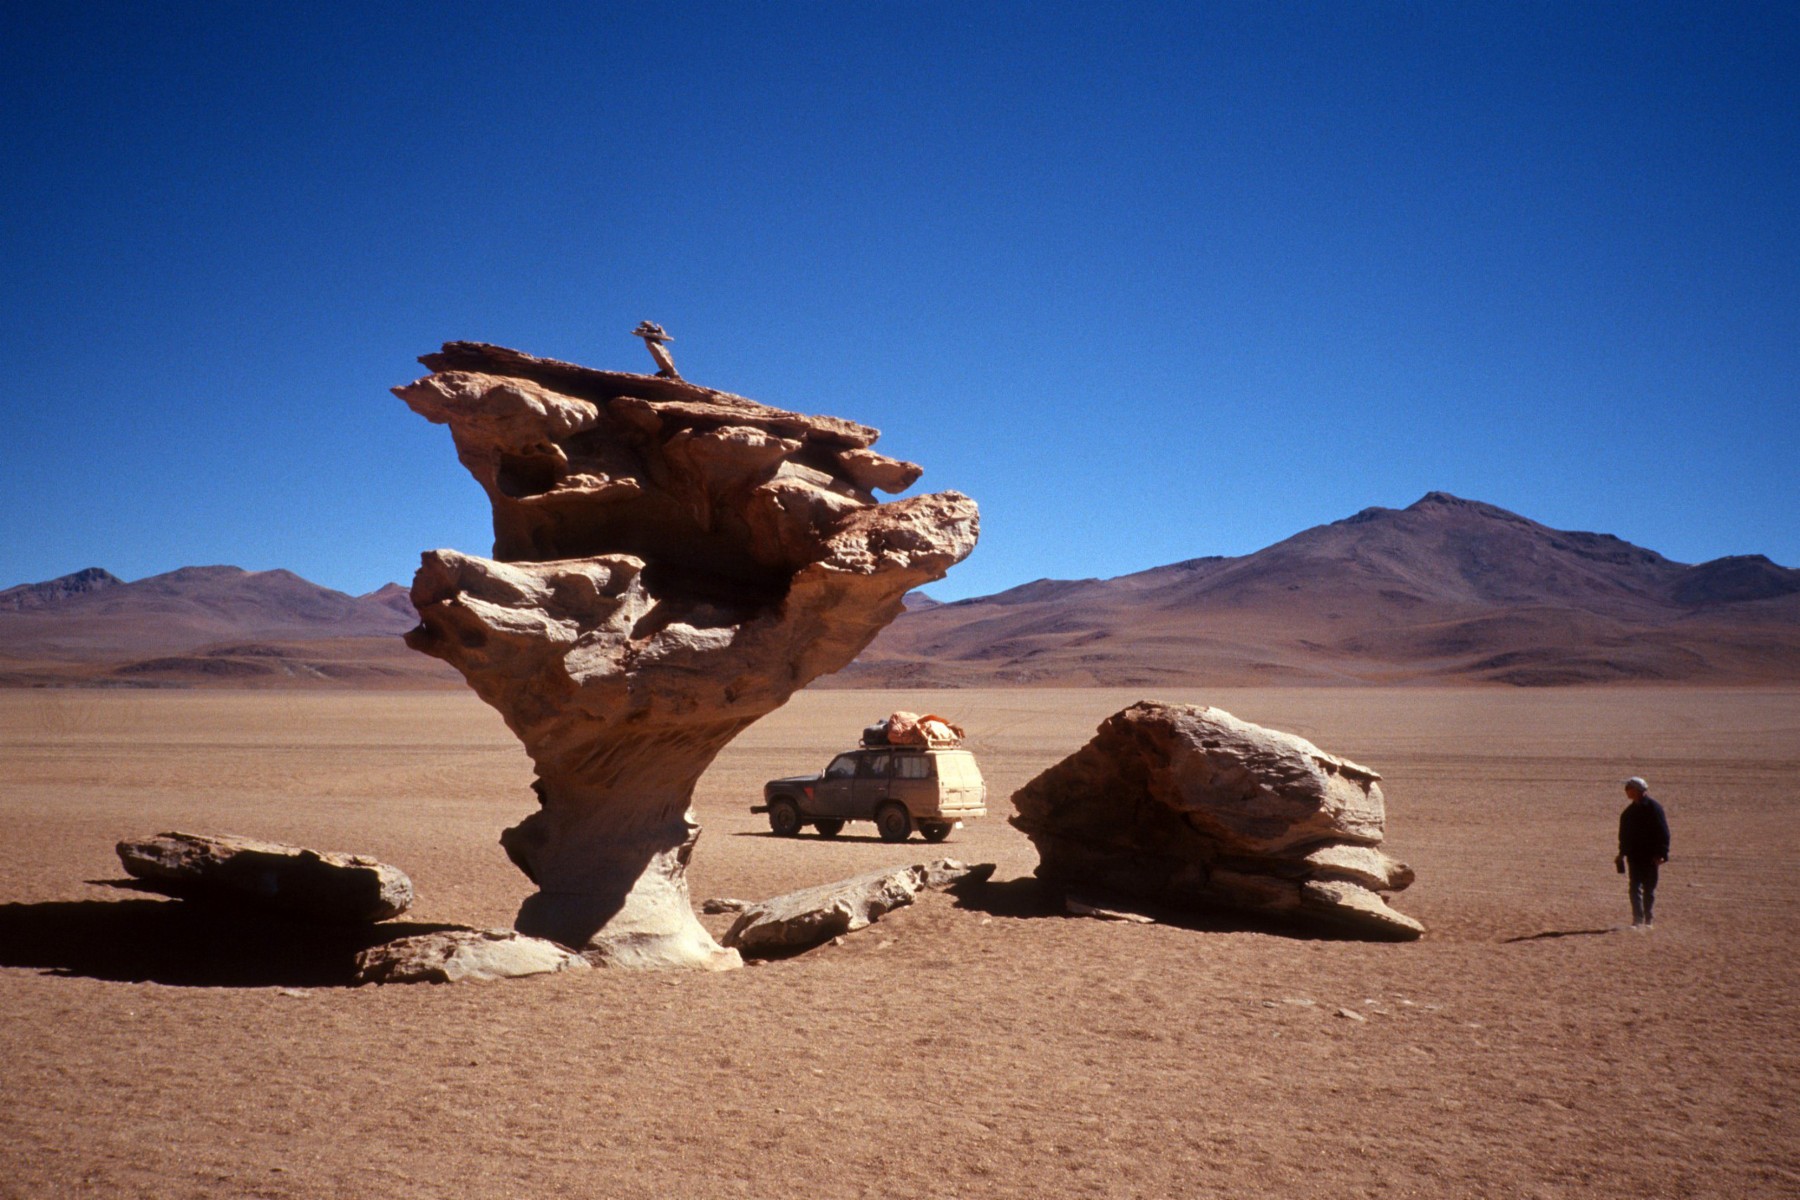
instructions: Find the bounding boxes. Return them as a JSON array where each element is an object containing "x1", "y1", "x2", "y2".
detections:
[
  {"x1": 729, "y1": 830, "x2": 958, "y2": 848},
  {"x1": 0, "y1": 888, "x2": 466, "y2": 987}
]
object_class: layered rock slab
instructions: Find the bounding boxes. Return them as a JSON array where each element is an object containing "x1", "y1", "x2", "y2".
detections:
[
  {"x1": 116, "y1": 832, "x2": 413, "y2": 923},
  {"x1": 1010, "y1": 702, "x2": 1423, "y2": 940},
  {"x1": 721, "y1": 860, "x2": 992, "y2": 956},
  {"x1": 397, "y1": 343, "x2": 979, "y2": 969},
  {"x1": 354, "y1": 929, "x2": 591, "y2": 984}
]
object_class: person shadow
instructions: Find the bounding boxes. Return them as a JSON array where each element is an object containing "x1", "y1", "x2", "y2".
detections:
[
  {"x1": 1500, "y1": 927, "x2": 1621, "y2": 943},
  {"x1": 0, "y1": 884, "x2": 465, "y2": 987}
]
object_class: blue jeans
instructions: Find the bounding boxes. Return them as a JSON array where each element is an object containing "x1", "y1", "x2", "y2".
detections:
[{"x1": 1627, "y1": 858, "x2": 1660, "y2": 924}]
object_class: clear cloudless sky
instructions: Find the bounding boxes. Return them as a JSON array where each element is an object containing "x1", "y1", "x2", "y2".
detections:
[{"x1": 2, "y1": 2, "x2": 1795, "y2": 600}]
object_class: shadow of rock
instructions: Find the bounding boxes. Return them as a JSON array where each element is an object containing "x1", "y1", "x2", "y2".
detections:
[
  {"x1": 943, "y1": 875, "x2": 1066, "y2": 919},
  {"x1": 0, "y1": 895, "x2": 465, "y2": 987},
  {"x1": 947, "y1": 875, "x2": 1378, "y2": 940}
]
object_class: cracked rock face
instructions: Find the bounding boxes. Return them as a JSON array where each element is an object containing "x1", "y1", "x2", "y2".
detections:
[
  {"x1": 397, "y1": 343, "x2": 978, "y2": 968},
  {"x1": 1010, "y1": 702, "x2": 1423, "y2": 940}
]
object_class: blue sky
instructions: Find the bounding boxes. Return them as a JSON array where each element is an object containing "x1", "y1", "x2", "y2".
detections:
[{"x1": 3, "y1": 2, "x2": 1794, "y2": 600}]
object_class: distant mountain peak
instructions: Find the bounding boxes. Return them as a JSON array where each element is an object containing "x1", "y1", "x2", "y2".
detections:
[
  {"x1": 0, "y1": 567, "x2": 124, "y2": 612},
  {"x1": 1404, "y1": 492, "x2": 1531, "y2": 523},
  {"x1": 1673, "y1": 554, "x2": 1800, "y2": 606},
  {"x1": 158, "y1": 565, "x2": 249, "y2": 582}
]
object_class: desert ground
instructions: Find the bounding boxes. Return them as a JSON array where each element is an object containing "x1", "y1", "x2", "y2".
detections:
[{"x1": 2, "y1": 685, "x2": 1795, "y2": 1199}]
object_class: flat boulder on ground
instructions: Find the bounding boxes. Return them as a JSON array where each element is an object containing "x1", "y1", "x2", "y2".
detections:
[
  {"x1": 722, "y1": 860, "x2": 993, "y2": 956},
  {"x1": 116, "y1": 831, "x2": 413, "y2": 923},
  {"x1": 354, "y1": 929, "x2": 591, "y2": 984},
  {"x1": 1011, "y1": 702, "x2": 1423, "y2": 940}
]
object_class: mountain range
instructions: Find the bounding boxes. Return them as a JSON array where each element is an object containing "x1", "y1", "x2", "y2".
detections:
[
  {"x1": 0, "y1": 566, "x2": 450, "y2": 688},
  {"x1": 2, "y1": 493, "x2": 1796, "y2": 688},
  {"x1": 833, "y1": 492, "x2": 1800, "y2": 686}
]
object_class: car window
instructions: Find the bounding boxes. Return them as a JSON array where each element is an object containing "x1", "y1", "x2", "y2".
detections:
[
  {"x1": 824, "y1": 755, "x2": 857, "y2": 780},
  {"x1": 857, "y1": 753, "x2": 892, "y2": 778},
  {"x1": 934, "y1": 752, "x2": 981, "y2": 785},
  {"x1": 894, "y1": 755, "x2": 931, "y2": 779}
]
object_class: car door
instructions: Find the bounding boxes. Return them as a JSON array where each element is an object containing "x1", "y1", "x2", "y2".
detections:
[
  {"x1": 851, "y1": 751, "x2": 894, "y2": 818},
  {"x1": 812, "y1": 753, "x2": 859, "y2": 818}
]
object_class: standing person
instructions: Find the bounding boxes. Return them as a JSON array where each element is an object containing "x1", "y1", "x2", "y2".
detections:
[{"x1": 1615, "y1": 776, "x2": 1671, "y2": 928}]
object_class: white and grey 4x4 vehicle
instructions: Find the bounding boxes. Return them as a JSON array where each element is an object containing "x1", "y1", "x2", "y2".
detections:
[{"x1": 757, "y1": 746, "x2": 987, "y2": 842}]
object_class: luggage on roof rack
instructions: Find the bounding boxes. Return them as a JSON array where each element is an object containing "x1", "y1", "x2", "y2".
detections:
[{"x1": 865, "y1": 711, "x2": 964, "y2": 748}]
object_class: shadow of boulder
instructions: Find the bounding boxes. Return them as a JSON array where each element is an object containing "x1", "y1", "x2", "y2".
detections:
[
  {"x1": 0, "y1": 893, "x2": 466, "y2": 987},
  {"x1": 947, "y1": 874, "x2": 1376, "y2": 940}
]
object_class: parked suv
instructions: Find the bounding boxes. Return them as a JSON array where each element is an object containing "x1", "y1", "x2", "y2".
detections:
[{"x1": 757, "y1": 745, "x2": 987, "y2": 842}]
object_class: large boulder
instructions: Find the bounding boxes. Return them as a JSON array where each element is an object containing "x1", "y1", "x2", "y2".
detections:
[
  {"x1": 354, "y1": 929, "x2": 591, "y2": 984},
  {"x1": 116, "y1": 831, "x2": 413, "y2": 923},
  {"x1": 1010, "y1": 703, "x2": 1423, "y2": 940},
  {"x1": 721, "y1": 860, "x2": 992, "y2": 956},
  {"x1": 396, "y1": 342, "x2": 979, "y2": 969}
]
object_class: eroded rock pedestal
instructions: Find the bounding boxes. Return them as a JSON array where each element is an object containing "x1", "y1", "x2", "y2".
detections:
[
  {"x1": 1011, "y1": 702, "x2": 1423, "y2": 940},
  {"x1": 397, "y1": 343, "x2": 978, "y2": 968}
]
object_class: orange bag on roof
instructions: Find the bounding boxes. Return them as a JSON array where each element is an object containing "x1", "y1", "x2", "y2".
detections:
[
  {"x1": 916, "y1": 714, "x2": 965, "y2": 744},
  {"x1": 881, "y1": 711, "x2": 964, "y2": 746}
]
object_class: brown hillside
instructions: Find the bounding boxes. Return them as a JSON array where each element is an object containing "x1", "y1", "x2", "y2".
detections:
[
  {"x1": 0, "y1": 567, "x2": 450, "y2": 688},
  {"x1": 837, "y1": 493, "x2": 1800, "y2": 686}
]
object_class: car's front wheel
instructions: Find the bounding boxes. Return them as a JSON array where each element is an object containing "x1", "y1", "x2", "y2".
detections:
[
  {"x1": 768, "y1": 797, "x2": 803, "y2": 837},
  {"x1": 919, "y1": 821, "x2": 953, "y2": 843},
  {"x1": 875, "y1": 803, "x2": 912, "y2": 843},
  {"x1": 813, "y1": 819, "x2": 845, "y2": 838}
]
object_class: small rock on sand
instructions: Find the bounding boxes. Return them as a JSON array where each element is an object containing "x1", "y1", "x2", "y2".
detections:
[
  {"x1": 722, "y1": 860, "x2": 994, "y2": 956},
  {"x1": 354, "y1": 929, "x2": 591, "y2": 984}
]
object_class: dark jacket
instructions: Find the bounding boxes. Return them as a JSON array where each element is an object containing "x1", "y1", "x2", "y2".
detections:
[{"x1": 1619, "y1": 795, "x2": 1671, "y2": 862}]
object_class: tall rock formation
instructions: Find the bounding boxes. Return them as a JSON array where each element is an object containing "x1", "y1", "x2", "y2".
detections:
[
  {"x1": 396, "y1": 342, "x2": 978, "y2": 968},
  {"x1": 1011, "y1": 702, "x2": 1423, "y2": 940}
]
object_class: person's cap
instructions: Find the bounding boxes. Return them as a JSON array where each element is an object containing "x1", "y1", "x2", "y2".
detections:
[{"x1": 1623, "y1": 776, "x2": 1648, "y2": 791}]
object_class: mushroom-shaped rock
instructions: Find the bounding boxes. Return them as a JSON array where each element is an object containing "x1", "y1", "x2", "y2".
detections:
[
  {"x1": 116, "y1": 832, "x2": 414, "y2": 923},
  {"x1": 397, "y1": 343, "x2": 979, "y2": 969},
  {"x1": 1010, "y1": 702, "x2": 1423, "y2": 940}
]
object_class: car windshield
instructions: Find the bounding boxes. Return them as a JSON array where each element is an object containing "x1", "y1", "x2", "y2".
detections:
[{"x1": 824, "y1": 755, "x2": 857, "y2": 779}]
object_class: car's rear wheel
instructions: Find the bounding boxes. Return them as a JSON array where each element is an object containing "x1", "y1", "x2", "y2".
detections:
[
  {"x1": 768, "y1": 797, "x2": 803, "y2": 837},
  {"x1": 919, "y1": 821, "x2": 953, "y2": 843},
  {"x1": 814, "y1": 819, "x2": 845, "y2": 838},
  {"x1": 875, "y1": 803, "x2": 912, "y2": 843}
]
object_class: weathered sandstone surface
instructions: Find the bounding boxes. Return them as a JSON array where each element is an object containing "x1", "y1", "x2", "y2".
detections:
[
  {"x1": 354, "y1": 928, "x2": 592, "y2": 984},
  {"x1": 721, "y1": 860, "x2": 992, "y2": 956},
  {"x1": 397, "y1": 342, "x2": 978, "y2": 969},
  {"x1": 116, "y1": 831, "x2": 413, "y2": 923},
  {"x1": 1011, "y1": 702, "x2": 1423, "y2": 940}
]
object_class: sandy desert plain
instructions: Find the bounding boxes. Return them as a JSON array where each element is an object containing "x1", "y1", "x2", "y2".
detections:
[{"x1": 1, "y1": 683, "x2": 1796, "y2": 1199}]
